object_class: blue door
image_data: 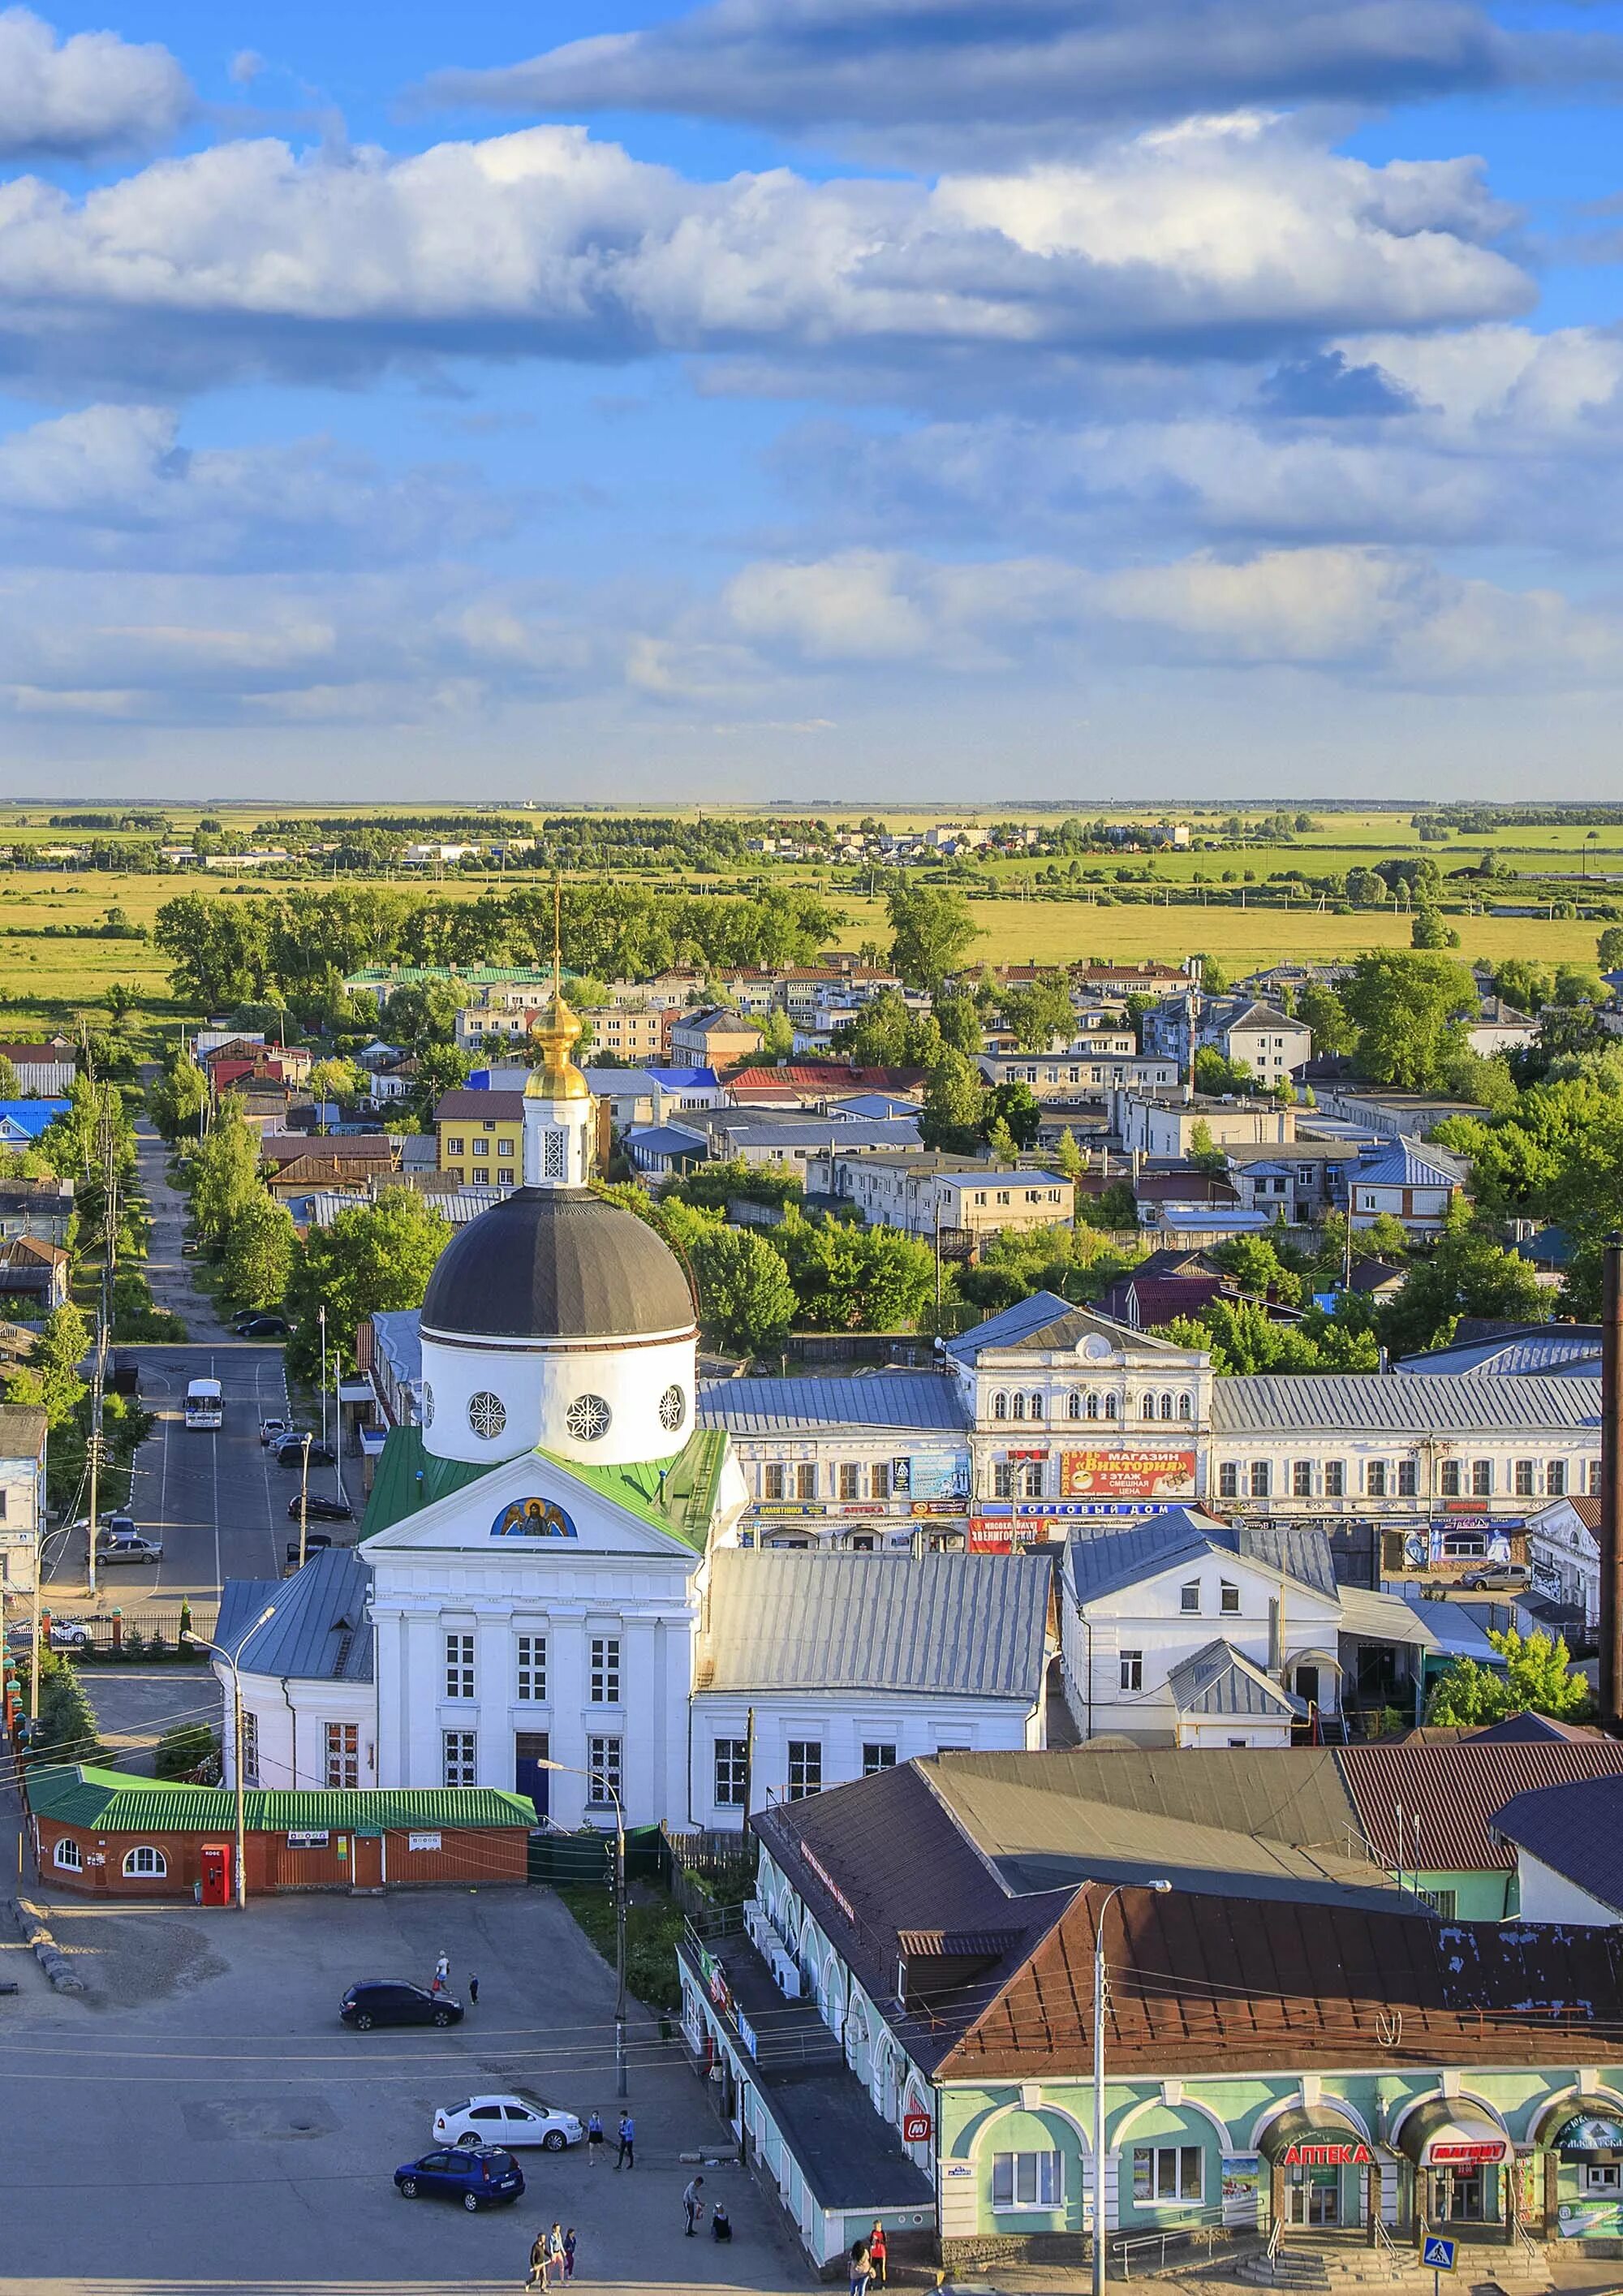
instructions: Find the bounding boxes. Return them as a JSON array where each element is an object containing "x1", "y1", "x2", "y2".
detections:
[{"x1": 515, "y1": 1733, "x2": 550, "y2": 1818}]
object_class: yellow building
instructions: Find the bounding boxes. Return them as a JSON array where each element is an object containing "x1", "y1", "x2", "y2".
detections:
[{"x1": 433, "y1": 1088, "x2": 526, "y2": 1185}]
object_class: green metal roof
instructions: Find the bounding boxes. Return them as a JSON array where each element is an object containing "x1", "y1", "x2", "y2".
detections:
[
  {"x1": 28, "y1": 1764, "x2": 535, "y2": 1833},
  {"x1": 360, "y1": 1421, "x2": 728, "y2": 1553},
  {"x1": 345, "y1": 967, "x2": 568, "y2": 989},
  {"x1": 359, "y1": 1424, "x2": 495, "y2": 1537}
]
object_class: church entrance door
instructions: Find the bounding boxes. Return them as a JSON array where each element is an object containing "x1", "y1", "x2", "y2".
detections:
[{"x1": 515, "y1": 1732, "x2": 551, "y2": 1817}]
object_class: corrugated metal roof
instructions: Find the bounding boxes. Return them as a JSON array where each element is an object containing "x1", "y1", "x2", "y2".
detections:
[
  {"x1": 1065, "y1": 1510, "x2": 1337, "y2": 1605},
  {"x1": 358, "y1": 1424, "x2": 496, "y2": 1538},
  {"x1": 1340, "y1": 1739, "x2": 1623, "y2": 1873},
  {"x1": 1212, "y1": 1373, "x2": 1600, "y2": 1434},
  {"x1": 217, "y1": 1548, "x2": 375, "y2": 1683},
  {"x1": 1492, "y1": 1773, "x2": 1623, "y2": 1912},
  {"x1": 1354, "y1": 1138, "x2": 1463, "y2": 1189},
  {"x1": 28, "y1": 1764, "x2": 534, "y2": 1832},
  {"x1": 1396, "y1": 1333, "x2": 1599, "y2": 1378},
  {"x1": 1168, "y1": 1639, "x2": 1300, "y2": 1717},
  {"x1": 372, "y1": 1308, "x2": 424, "y2": 1386},
  {"x1": 698, "y1": 1549, "x2": 1049, "y2": 1699},
  {"x1": 1337, "y1": 1587, "x2": 1443, "y2": 1650},
  {"x1": 949, "y1": 1292, "x2": 1187, "y2": 1362},
  {"x1": 697, "y1": 1372, "x2": 966, "y2": 1435}
]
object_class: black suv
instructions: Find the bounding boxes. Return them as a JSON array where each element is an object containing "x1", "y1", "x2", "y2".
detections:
[{"x1": 341, "y1": 1980, "x2": 463, "y2": 2031}]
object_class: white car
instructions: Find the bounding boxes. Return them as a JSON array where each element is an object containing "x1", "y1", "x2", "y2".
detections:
[
  {"x1": 260, "y1": 1416, "x2": 291, "y2": 1447},
  {"x1": 433, "y1": 2094, "x2": 582, "y2": 2152},
  {"x1": 7, "y1": 1618, "x2": 89, "y2": 1649}
]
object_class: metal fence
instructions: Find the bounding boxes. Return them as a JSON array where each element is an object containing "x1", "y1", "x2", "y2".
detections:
[{"x1": 38, "y1": 1605, "x2": 218, "y2": 1655}]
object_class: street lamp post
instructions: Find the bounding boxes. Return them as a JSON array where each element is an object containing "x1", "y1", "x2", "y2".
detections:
[
  {"x1": 1092, "y1": 1878, "x2": 1171, "y2": 2296},
  {"x1": 193, "y1": 1606, "x2": 277, "y2": 1910},
  {"x1": 539, "y1": 1756, "x2": 627, "y2": 2098}
]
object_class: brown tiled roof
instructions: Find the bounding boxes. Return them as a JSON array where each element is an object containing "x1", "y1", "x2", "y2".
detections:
[
  {"x1": 1569, "y1": 1494, "x2": 1602, "y2": 1531},
  {"x1": 260, "y1": 1131, "x2": 396, "y2": 1166},
  {"x1": 433, "y1": 1090, "x2": 526, "y2": 1122},
  {"x1": 1338, "y1": 1739, "x2": 1623, "y2": 1872}
]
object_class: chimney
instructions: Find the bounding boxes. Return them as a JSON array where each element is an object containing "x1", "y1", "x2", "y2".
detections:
[{"x1": 1603, "y1": 1234, "x2": 1623, "y2": 1735}]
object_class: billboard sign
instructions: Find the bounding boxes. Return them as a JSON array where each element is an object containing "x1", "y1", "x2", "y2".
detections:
[
  {"x1": 1061, "y1": 1448, "x2": 1197, "y2": 1500},
  {"x1": 907, "y1": 1454, "x2": 970, "y2": 1502}
]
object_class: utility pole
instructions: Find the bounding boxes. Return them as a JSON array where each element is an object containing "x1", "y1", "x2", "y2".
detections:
[{"x1": 298, "y1": 1434, "x2": 312, "y2": 1573}]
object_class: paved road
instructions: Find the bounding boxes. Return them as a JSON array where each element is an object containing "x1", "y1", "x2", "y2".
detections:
[{"x1": 136, "y1": 1112, "x2": 235, "y2": 1341}]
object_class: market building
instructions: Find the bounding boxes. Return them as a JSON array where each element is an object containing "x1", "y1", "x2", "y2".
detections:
[{"x1": 677, "y1": 1750, "x2": 1623, "y2": 2272}]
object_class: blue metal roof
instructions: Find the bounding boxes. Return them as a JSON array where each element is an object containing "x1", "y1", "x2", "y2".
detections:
[
  {"x1": 1065, "y1": 1510, "x2": 1337, "y2": 1606},
  {"x1": 628, "y1": 1125, "x2": 709, "y2": 1158},
  {"x1": 645, "y1": 1066, "x2": 719, "y2": 1090},
  {"x1": 1354, "y1": 1137, "x2": 1462, "y2": 1190},
  {"x1": 216, "y1": 1548, "x2": 374, "y2": 1682},
  {"x1": 372, "y1": 1308, "x2": 422, "y2": 1387},
  {"x1": 698, "y1": 1372, "x2": 968, "y2": 1435},
  {"x1": 1169, "y1": 1638, "x2": 1302, "y2": 1718},
  {"x1": 946, "y1": 1290, "x2": 1077, "y2": 1360},
  {"x1": 0, "y1": 1101, "x2": 69, "y2": 1139}
]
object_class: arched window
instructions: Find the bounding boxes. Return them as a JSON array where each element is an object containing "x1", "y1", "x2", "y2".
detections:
[
  {"x1": 1012, "y1": 1393, "x2": 1027, "y2": 1420},
  {"x1": 1179, "y1": 1393, "x2": 1193, "y2": 1419},
  {"x1": 992, "y1": 1392, "x2": 1008, "y2": 1420},
  {"x1": 1028, "y1": 1393, "x2": 1044, "y2": 1420},
  {"x1": 1087, "y1": 1393, "x2": 1100, "y2": 1420},
  {"x1": 1142, "y1": 1394, "x2": 1156, "y2": 1420},
  {"x1": 1066, "y1": 1392, "x2": 1082, "y2": 1420},
  {"x1": 1104, "y1": 1394, "x2": 1118, "y2": 1421},
  {"x1": 1160, "y1": 1393, "x2": 1174, "y2": 1420},
  {"x1": 123, "y1": 1846, "x2": 166, "y2": 1878},
  {"x1": 54, "y1": 1837, "x2": 81, "y2": 1872}
]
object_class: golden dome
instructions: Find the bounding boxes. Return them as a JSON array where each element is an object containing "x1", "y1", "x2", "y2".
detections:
[{"x1": 527, "y1": 984, "x2": 591, "y2": 1102}]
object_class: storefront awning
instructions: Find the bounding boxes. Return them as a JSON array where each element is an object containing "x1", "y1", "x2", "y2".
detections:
[
  {"x1": 1532, "y1": 2097, "x2": 1623, "y2": 2161},
  {"x1": 1396, "y1": 2098, "x2": 1509, "y2": 2169},
  {"x1": 1258, "y1": 2104, "x2": 1373, "y2": 2169}
]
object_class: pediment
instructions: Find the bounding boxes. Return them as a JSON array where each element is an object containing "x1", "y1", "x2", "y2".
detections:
[{"x1": 361, "y1": 1447, "x2": 700, "y2": 1562}]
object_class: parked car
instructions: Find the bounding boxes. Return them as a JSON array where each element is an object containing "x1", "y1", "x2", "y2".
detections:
[
  {"x1": 433, "y1": 2095, "x2": 582, "y2": 2152},
  {"x1": 259, "y1": 1416, "x2": 291, "y2": 1447},
  {"x1": 1460, "y1": 1562, "x2": 1533, "y2": 1592},
  {"x1": 237, "y1": 1315, "x2": 288, "y2": 1339},
  {"x1": 284, "y1": 1532, "x2": 334, "y2": 1570},
  {"x1": 6, "y1": 1618, "x2": 88, "y2": 1650},
  {"x1": 393, "y1": 2146, "x2": 523, "y2": 2211},
  {"x1": 97, "y1": 1531, "x2": 164, "y2": 1566},
  {"x1": 341, "y1": 1980, "x2": 463, "y2": 2031},
  {"x1": 278, "y1": 1438, "x2": 337, "y2": 1469},
  {"x1": 288, "y1": 1493, "x2": 351, "y2": 1523}
]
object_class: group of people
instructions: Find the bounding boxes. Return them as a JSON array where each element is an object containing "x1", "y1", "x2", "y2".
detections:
[
  {"x1": 526, "y1": 2225, "x2": 575, "y2": 2285},
  {"x1": 681, "y1": 2174, "x2": 731, "y2": 2242},
  {"x1": 430, "y1": 1950, "x2": 476, "y2": 2005},
  {"x1": 849, "y1": 2221, "x2": 889, "y2": 2296},
  {"x1": 581, "y1": 2110, "x2": 635, "y2": 2167}
]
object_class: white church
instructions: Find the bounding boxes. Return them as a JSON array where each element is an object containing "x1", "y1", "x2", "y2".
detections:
[{"x1": 213, "y1": 980, "x2": 1050, "y2": 1832}]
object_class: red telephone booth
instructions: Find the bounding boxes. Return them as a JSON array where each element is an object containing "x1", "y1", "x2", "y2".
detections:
[{"x1": 200, "y1": 1843, "x2": 232, "y2": 1906}]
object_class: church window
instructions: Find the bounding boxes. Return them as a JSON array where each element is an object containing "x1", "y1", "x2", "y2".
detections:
[
  {"x1": 443, "y1": 1730, "x2": 476, "y2": 1788},
  {"x1": 325, "y1": 1721, "x2": 359, "y2": 1788},
  {"x1": 714, "y1": 1739, "x2": 748, "y2": 1808},
  {"x1": 445, "y1": 1633, "x2": 475, "y2": 1699},
  {"x1": 516, "y1": 1635, "x2": 546, "y2": 1702},
  {"x1": 566, "y1": 1394, "x2": 611, "y2": 1444},
  {"x1": 658, "y1": 1384, "x2": 687, "y2": 1436},
  {"x1": 467, "y1": 1390, "x2": 507, "y2": 1442},
  {"x1": 590, "y1": 1637, "x2": 621, "y2": 1704},
  {"x1": 587, "y1": 1738, "x2": 622, "y2": 1805},
  {"x1": 543, "y1": 1128, "x2": 566, "y2": 1180}
]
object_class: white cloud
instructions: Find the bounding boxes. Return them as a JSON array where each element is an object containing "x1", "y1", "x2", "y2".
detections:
[
  {"x1": 0, "y1": 7, "x2": 189, "y2": 159},
  {"x1": 0, "y1": 403, "x2": 514, "y2": 568},
  {"x1": 418, "y1": 0, "x2": 1580, "y2": 153},
  {"x1": 0, "y1": 118, "x2": 1529, "y2": 394}
]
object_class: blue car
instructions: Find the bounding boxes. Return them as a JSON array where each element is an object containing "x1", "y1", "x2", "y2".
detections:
[{"x1": 394, "y1": 2144, "x2": 525, "y2": 2211}]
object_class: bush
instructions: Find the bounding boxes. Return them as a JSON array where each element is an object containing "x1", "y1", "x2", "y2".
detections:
[{"x1": 153, "y1": 1721, "x2": 217, "y2": 1780}]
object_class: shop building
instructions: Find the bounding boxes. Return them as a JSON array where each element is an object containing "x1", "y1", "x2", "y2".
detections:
[{"x1": 678, "y1": 1751, "x2": 1623, "y2": 2272}]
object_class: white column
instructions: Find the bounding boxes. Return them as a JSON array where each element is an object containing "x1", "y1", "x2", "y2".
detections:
[
  {"x1": 475, "y1": 1608, "x2": 510, "y2": 1791},
  {"x1": 621, "y1": 1615, "x2": 659, "y2": 1824},
  {"x1": 548, "y1": 1609, "x2": 588, "y2": 1828}
]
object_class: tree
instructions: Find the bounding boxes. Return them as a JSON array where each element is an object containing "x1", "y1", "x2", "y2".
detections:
[
  {"x1": 190, "y1": 1097, "x2": 262, "y2": 1249},
  {"x1": 1194, "y1": 1046, "x2": 1254, "y2": 1096},
  {"x1": 0, "y1": 1054, "x2": 18, "y2": 1099},
  {"x1": 1598, "y1": 926, "x2": 1623, "y2": 973},
  {"x1": 222, "y1": 1195, "x2": 298, "y2": 1312},
  {"x1": 1375, "y1": 1204, "x2": 1548, "y2": 1358},
  {"x1": 6, "y1": 1302, "x2": 89, "y2": 1429},
  {"x1": 147, "y1": 1053, "x2": 208, "y2": 1144},
  {"x1": 985, "y1": 1117, "x2": 1019, "y2": 1164},
  {"x1": 153, "y1": 1721, "x2": 218, "y2": 1780},
  {"x1": 1410, "y1": 907, "x2": 1460, "y2": 950},
  {"x1": 28, "y1": 1649, "x2": 104, "y2": 1766},
  {"x1": 285, "y1": 1191, "x2": 453, "y2": 1381},
  {"x1": 1427, "y1": 1628, "x2": 1591, "y2": 1725},
  {"x1": 918, "y1": 1049, "x2": 986, "y2": 1154},
  {"x1": 887, "y1": 883, "x2": 979, "y2": 990},
  {"x1": 1001, "y1": 975, "x2": 1075, "y2": 1052},
  {"x1": 691, "y1": 1225, "x2": 795, "y2": 1357},
  {"x1": 773, "y1": 1216, "x2": 936, "y2": 1332},
  {"x1": 759, "y1": 1008, "x2": 797, "y2": 1060},
  {"x1": 932, "y1": 989, "x2": 984, "y2": 1059},
  {"x1": 1345, "y1": 867, "x2": 1388, "y2": 907},
  {"x1": 1492, "y1": 958, "x2": 1552, "y2": 1014},
  {"x1": 411, "y1": 1043, "x2": 471, "y2": 1125},
  {"x1": 1188, "y1": 1119, "x2": 1226, "y2": 1176},
  {"x1": 308, "y1": 1057, "x2": 362, "y2": 1108},
  {"x1": 1197, "y1": 957, "x2": 1229, "y2": 996},
  {"x1": 1340, "y1": 950, "x2": 1476, "y2": 1089},
  {"x1": 1296, "y1": 980, "x2": 1352, "y2": 1058},
  {"x1": 1053, "y1": 1127, "x2": 1086, "y2": 1190},
  {"x1": 1211, "y1": 1236, "x2": 1303, "y2": 1307},
  {"x1": 984, "y1": 1079, "x2": 1041, "y2": 1151}
]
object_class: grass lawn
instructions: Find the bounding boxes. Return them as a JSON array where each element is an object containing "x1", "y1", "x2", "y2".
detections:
[{"x1": 553, "y1": 1881, "x2": 685, "y2": 2016}]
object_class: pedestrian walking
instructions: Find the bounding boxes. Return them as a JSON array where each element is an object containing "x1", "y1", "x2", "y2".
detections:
[
  {"x1": 585, "y1": 2110, "x2": 605, "y2": 2164},
  {"x1": 546, "y1": 2224, "x2": 566, "y2": 2287},
  {"x1": 527, "y1": 2231, "x2": 548, "y2": 2288},
  {"x1": 683, "y1": 2175, "x2": 705, "y2": 2236},
  {"x1": 468, "y1": 1972, "x2": 480, "y2": 2006},
  {"x1": 562, "y1": 2229, "x2": 576, "y2": 2281},
  {"x1": 850, "y1": 2238, "x2": 872, "y2": 2296},
  {"x1": 434, "y1": 1949, "x2": 450, "y2": 1990},
  {"x1": 868, "y1": 2223, "x2": 888, "y2": 2287},
  {"x1": 615, "y1": 2112, "x2": 635, "y2": 2170}
]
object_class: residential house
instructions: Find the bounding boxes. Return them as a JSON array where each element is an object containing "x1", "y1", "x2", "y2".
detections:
[
  {"x1": 1223, "y1": 1139, "x2": 1353, "y2": 1225},
  {"x1": 0, "y1": 1101, "x2": 70, "y2": 1145},
  {"x1": 0, "y1": 1236, "x2": 70, "y2": 1312},
  {"x1": 979, "y1": 1049, "x2": 1176, "y2": 1100},
  {"x1": 625, "y1": 1124, "x2": 712, "y2": 1181},
  {"x1": 690, "y1": 1548, "x2": 1049, "y2": 1824},
  {"x1": 0, "y1": 1176, "x2": 74, "y2": 1247},
  {"x1": 1109, "y1": 1091, "x2": 1296, "y2": 1159},
  {"x1": 805, "y1": 1149, "x2": 1073, "y2": 1249},
  {"x1": 1468, "y1": 997, "x2": 1539, "y2": 1055},
  {"x1": 669, "y1": 1117, "x2": 921, "y2": 1175},
  {"x1": 433, "y1": 1088, "x2": 526, "y2": 1185},
  {"x1": 0, "y1": 1040, "x2": 76, "y2": 1096},
  {"x1": 1134, "y1": 1202, "x2": 1279, "y2": 1251},
  {"x1": 0, "y1": 1402, "x2": 45, "y2": 1596},
  {"x1": 1347, "y1": 1138, "x2": 1465, "y2": 1238},
  {"x1": 670, "y1": 1007, "x2": 764, "y2": 1068},
  {"x1": 1145, "y1": 996, "x2": 1312, "y2": 1085}
]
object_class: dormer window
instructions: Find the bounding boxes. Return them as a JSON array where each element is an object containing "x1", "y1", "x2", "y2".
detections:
[{"x1": 1180, "y1": 1581, "x2": 1200, "y2": 1613}]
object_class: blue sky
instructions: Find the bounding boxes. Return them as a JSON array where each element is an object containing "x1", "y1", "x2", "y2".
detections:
[{"x1": 3, "y1": 0, "x2": 1623, "y2": 800}]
